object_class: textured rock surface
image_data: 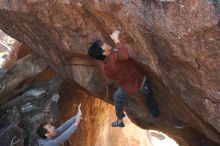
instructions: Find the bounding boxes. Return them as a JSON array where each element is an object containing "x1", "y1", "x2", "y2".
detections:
[
  {"x1": 0, "y1": 77, "x2": 62, "y2": 146},
  {"x1": 0, "y1": 0, "x2": 220, "y2": 146},
  {"x1": 0, "y1": 52, "x2": 48, "y2": 104},
  {"x1": 0, "y1": 125, "x2": 24, "y2": 146},
  {"x1": 2, "y1": 43, "x2": 32, "y2": 69}
]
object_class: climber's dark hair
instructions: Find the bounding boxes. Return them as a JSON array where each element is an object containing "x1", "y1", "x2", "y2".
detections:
[
  {"x1": 88, "y1": 40, "x2": 106, "y2": 61},
  {"x1": 36, "y1": 122, "x2": 48, "y2": 139}
]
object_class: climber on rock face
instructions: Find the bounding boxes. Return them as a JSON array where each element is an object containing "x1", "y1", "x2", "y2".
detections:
[
  {"x1": 88, "y1": 30, "x2": 159, "y2": 128},
  {"x1": 37, "y1": 104, "x2": 83, "y2": 146}
]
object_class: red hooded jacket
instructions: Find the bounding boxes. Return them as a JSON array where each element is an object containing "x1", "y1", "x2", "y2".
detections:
[{"x1": 102, "y1": 42, "x2": 145, "y2": 95}]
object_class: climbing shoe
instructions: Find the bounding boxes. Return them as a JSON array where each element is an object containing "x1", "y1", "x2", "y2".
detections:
[
  {"x1": 111, "y1": 120, "x2": 125, "y2": 127},
  {"x1": 174, "y1": 120, "x2": 185, "y2": 129}
]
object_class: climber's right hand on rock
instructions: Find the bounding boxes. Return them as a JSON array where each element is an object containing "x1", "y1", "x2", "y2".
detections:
[{"x1": 110, "y1": 30, "x2": 120, "y2": 43}]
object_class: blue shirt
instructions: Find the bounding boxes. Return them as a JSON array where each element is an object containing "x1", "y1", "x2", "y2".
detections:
[{"x1": 38, "y1": 116, "x2": 78, "y2": 146}]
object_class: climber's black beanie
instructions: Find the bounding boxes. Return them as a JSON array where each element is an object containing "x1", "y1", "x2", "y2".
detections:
[{"x1": 88, "y1": 40, "x2": 106, "y2": 60}]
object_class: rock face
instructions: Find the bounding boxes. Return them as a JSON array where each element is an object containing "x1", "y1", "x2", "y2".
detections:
[
  {"x1": 2, "y1": 43, "x2": 32, "y2": 69},
  {"x1": 0, "y1": 0, "x2": 220, "y2": 146},
  {"x1": 0, "y1": 125, "x2": 24, "y2": 146},
  {"x1": 0, "y1": 76, "x2": 62, "y2": 146}
]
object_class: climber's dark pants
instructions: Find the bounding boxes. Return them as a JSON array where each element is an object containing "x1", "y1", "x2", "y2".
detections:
[
  {"x1": 113, "y1": 87, "x2": 128, "y2": 119},
  {"x1": 113, "y1": 77, "x2": 159, "y2": 119},
  {"x1": 140, "y1": 77, "x2": 159, "y2": 117}
]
